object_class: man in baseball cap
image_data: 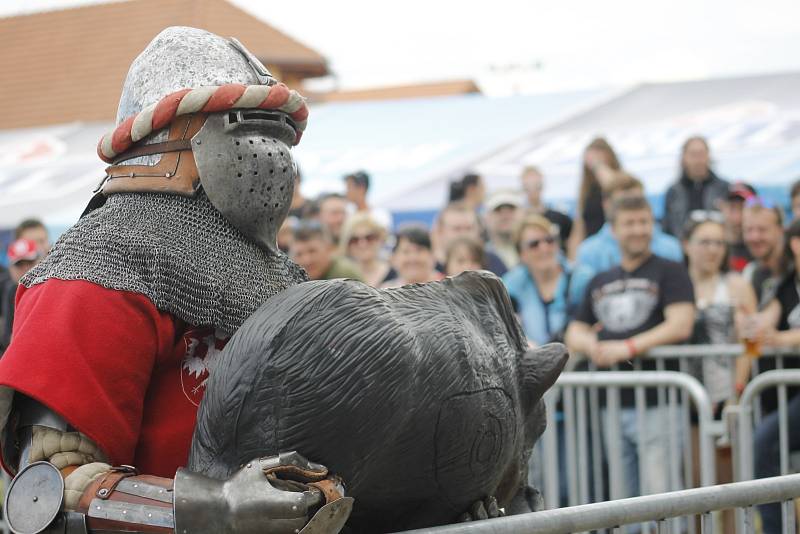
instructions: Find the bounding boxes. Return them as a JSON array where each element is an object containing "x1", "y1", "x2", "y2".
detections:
[
  {"x1": 7, "y1": 238, "x2": 43, "y2": 283},
  {"x1": 2, "y1": 239, "x2": 44, "y2": 354},
  {"x1": 484, "y1": 190, "x2": 524, "y2": 269},
  {"x1": 722, "y1": 181, "x2": 757, "y2": 272}
]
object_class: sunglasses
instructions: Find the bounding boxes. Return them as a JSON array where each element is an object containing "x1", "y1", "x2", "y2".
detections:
[
  {"x1": 744, "y1": 195, "x2": 777, "y2": 209},
  {"x1": 690, "y1": 238, "x2": 726, "y2": 248},
  {"x1": 689, "y1": 210, "x2": 725, "y2": 224},
  {"x1": 349, "y1": 233, "x2": 379, "y2": 246},
  {"x1": 522, "y1": 235, "x2": 557, "y2": 250}
]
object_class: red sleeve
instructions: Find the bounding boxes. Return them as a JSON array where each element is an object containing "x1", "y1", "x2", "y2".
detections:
[{"x1": 0, "y1": 279, "x2": 176, "y2": 466}]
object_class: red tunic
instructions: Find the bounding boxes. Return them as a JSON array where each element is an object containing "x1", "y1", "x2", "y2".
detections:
[{"x1": 0, "y1": 279, "x2": 228, "y2": 477}]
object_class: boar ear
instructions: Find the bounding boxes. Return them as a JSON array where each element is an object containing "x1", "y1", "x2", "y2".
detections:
[{"x1": 519, "y1": 343, "x2": 568, "y2": 407}]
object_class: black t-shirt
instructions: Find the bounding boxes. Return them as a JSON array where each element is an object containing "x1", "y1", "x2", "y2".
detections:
[
  {"x1": 577, "y1": 255, "x2": 694, "y2": 340},
  {"x1": 752, "y1": 265, "x2": 782, "y2": 309},
  {"x1": 774, "y1": 272, "x2": 800, "y2": 331},
  {"x1": 575, "y1": 255, "x2": 695, "y2": 405},
  {"x1": 757, "y1": 271, "x2": 800, "y2": 414}
]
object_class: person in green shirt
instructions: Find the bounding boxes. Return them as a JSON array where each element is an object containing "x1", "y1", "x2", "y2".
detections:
[{"x1": 290, "y1": 221, "x2": 364, "y2": 281}]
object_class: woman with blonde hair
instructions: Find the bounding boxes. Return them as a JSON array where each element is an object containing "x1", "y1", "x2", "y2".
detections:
[
  {"x1": 339, "y1": 212, "x2": 391, "y2": 287},
  {"x1": 503, "y1": 214, "x2": 594, "y2": 345}
]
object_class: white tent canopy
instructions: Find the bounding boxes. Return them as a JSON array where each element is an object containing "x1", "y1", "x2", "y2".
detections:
[
  {"x1": 0, "y1": 88, "x2": 608, "y2": 233},
  {"x1": 2, "y1": 71, "x2": 799, "y2": 235}
]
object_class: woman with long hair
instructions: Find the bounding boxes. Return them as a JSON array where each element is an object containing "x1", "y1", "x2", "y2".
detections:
[
  {"x1": 567, "y1": 137, "x2": 621, "y2": 258},
  {"x1": 750, "y1": 218, "x2": 800, "y2": 534},
  {"x1": 682, "y1": 210, "x2": 756, "y2": 413}
]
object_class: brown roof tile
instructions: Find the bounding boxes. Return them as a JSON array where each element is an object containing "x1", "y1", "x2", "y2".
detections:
[
  {"x1": 0, "y1": 0, "x2": 329, "y2": 128},
  {"x1": 312, "y1": 79, "x2": 481, "y2": 103}
]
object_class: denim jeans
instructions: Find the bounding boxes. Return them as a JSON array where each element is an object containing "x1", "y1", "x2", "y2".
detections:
[
  {"x1": 754, "y1": 393, "x2": 800, "y2": 534},
  {"x1": 601, "y1": 405, "x2": 686, "y2": 534}
]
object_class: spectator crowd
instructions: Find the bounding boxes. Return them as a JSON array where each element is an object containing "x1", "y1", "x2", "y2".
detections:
[{"x1": 2, "y1": 135, "x2": 800, "y2": 532}]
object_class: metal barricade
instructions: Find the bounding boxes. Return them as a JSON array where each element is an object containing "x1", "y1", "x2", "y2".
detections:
[
  {"x1": 534, "y1": 370, "x2": 715, "y2": 516},
  {"x1": 392, "y1": 473, "x2": 800, "y2": 534},
  {"x1": 735, "y1": 369, "x2": 800, "y2": 481},
  {"x1": 730, "y1": 369, "x2": 800, "y2": 534}
]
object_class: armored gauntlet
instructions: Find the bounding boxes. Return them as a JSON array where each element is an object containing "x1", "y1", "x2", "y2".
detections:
[{"x1": 6, "y1": 452, "x2": 352, "y2": 534}]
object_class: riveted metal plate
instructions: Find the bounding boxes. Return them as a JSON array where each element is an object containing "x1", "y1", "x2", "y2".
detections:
[
  {"x1": 299, "y1": 497, "x2": 354, "y2": 534},
  {"x1": 116, "y1": 479, "x2": 173, "y2": 504},
  {"x1": 88, "y1": 499, "x2": 174, "y2": 529}
]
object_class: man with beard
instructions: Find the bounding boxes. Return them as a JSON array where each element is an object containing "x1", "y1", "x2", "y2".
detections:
[
  {"x1": 0, "y1": 27, "x2": 351, "y2": 534},
  {"x1": 565, "y1": 195, "x2": 695, "y2": 501},
  {"x1": 742, "y1": 198, "x2": 788, "y2": 306}
]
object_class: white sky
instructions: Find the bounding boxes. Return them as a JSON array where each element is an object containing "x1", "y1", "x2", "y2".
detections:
[{"x1": 2, "y1": 0, "x2": 800, "y2": 95}]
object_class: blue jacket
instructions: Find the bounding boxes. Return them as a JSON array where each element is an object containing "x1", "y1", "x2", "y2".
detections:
[
  {"x1": 502, "y1": 261, "x2": 595, "y2": 345},
  {"x1": 575, "y1": 222, "x2": 683, "y2": 273}
]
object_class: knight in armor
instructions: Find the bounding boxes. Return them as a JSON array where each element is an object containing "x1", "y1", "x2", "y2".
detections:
[{"x1": 0, "y1": 27, "x2": 351, "y2": 534}]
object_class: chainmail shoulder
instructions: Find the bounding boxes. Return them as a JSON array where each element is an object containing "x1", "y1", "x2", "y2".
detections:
[{"x1": 21, "y1": 192, "x2": 307, "y2": 335}]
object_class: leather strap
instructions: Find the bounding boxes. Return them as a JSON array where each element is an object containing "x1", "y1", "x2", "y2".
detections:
[
  {"x1": 308, "y1": 479, "x2": 345, "y2": 504},
  {"x1": 101, "y1": 113, "x2": 206, "y2": 197},
  {"x1": 94, "y1": 470, "x2": 135, "y2": 500},
  {"x1": 112, "y1": 139, "x2": 193, "y2": 165}
]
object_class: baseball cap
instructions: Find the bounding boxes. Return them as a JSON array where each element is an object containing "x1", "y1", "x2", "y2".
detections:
[
  {"x1": 7, "y1": 238, "x2": 41, "y2": 265},
  {"x1": 727, "y1": 182, "x2": 757, "y2": 201},
  {"x1": 485, "y1": 190, "x2": 523, "y2": 212}
]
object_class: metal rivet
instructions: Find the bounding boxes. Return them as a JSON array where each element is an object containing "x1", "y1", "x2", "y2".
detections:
[
  {"x1": 98, "y1": 488, "x2": 109, "y2": 497},
  {"x1": 148, "y1": 513, "x2": 152, "y2": 518},
  {"x1": 165, "y1": 172, "x2": 172, "y2": 178},
  {"x1": 159, "y1": 489, "x2": 164, "y2": 493},
  {"x1": 247, "y1": 463, "x2": 252, "y2": 468},
  {"x1": 32, "y1": 496, "x2": 38, "y2": 502},
  {"x1": 122, "y1": 510, "x2": 127, "y2": 515},
  {"x1": 195, "y1": 139, "x2": 201, "y2": 145},
  {"x1": 291, "y1": 505, "x2": 297, "y2": 511},
  {"x1": 96, "y1": 506, "x2": 101, "y2": 510},
  {"x1": 133, "y1": 484, "x2": 139, "y2": 488}
]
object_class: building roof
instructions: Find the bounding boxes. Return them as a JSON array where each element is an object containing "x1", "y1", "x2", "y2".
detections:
[
  {"x1": 313, "y1": 79, "x2": 481, "y2": 103},
  {"x1": 0, "y1": 0, "x2": 329, "y2": 129}
]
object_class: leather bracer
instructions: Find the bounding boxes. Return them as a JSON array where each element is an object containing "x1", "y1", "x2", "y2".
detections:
[{"x1": 6, "y1": 452, "x2": 352, "y2": 534}]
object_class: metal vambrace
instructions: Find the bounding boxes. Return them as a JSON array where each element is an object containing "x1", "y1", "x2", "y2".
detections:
[{"x1": 5, "y1": 453, "x2": 353, "y2": 534}]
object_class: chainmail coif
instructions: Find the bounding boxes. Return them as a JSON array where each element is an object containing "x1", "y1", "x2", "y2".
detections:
[{"x1": 21, "y1": 191, "x2": 307, "y2": 335}]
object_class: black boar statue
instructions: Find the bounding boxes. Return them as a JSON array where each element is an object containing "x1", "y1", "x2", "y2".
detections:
[{"x1": 188, "y1": 270, "x2": 567, "y2": 532}]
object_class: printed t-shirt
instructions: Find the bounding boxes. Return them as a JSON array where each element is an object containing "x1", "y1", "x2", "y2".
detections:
[{"x1": 575, "y1": 254, "x2": 695, "y2": 405}]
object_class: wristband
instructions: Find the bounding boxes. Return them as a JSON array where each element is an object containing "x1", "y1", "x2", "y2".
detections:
[{"x1": 624, "y1": 338, "x2": 637, "y2": 357}]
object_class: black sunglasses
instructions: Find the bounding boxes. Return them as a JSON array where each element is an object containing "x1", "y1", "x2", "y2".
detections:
[{"x1": 522, "y1": 235, "x2": 557, "y2": 250}]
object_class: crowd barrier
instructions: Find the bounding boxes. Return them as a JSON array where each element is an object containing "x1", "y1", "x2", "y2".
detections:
[
  {"x1": 393, "y1": 473, "x2": 800, "y2": 534},
  {"x1": 727, "y1": 369, "x2": 800, "y2": 534},
  {"x1": 536, "y1": 370, "x2": 715, "y2": 512},
  {"x1": 532, "y1": 345, "x2": 800, "y2": 533}
]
